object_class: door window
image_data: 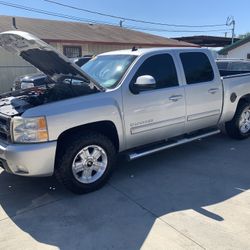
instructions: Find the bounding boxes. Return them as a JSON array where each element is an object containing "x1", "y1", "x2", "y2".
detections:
[
  {"x1": 180, "y1": 52, "x2": 214, "y2": 84},
  {"x1": 131, "y1": 54, "x2": 179, "y2": 90}
]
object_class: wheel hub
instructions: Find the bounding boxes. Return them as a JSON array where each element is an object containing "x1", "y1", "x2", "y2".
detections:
[
  {"x1": 239, "y1": 106, "x2": 250, "y2": 134},
  {"x1": 72, "y1": 145, "x2": 108, "y2": 184},
  {"x1": 87, "y1": 161, "x2": 93, "y2": 167}
]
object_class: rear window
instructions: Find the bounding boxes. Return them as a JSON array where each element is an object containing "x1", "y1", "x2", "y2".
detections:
[
  {"x1": 229, "y1": 62, "x2": 250, "y2": 71},
  {"x1": 180, "y1": 52, "x2": 214, "y2": 84}
]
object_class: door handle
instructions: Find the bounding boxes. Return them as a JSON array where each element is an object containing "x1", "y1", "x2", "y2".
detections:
[
  {"x1": 169, "y1": 95, "x2": 183, "y2": 102},
  {"x1": 208, "y1": 88, "x2": 219, "y2": 94}
]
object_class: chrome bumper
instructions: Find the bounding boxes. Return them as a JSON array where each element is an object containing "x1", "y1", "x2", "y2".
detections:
[{"x1": 0, "y1": 140, "x2": 57, "y2": 177}]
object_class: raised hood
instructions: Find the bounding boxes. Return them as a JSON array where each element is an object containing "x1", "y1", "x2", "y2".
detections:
[{"x1": 0, "y1": 30, "x2": 104, "y2": 91}]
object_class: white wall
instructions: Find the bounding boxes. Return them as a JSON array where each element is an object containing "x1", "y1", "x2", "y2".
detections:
[
  {"x1": 0, "y1": 48, "x2": 37, "y2": 93},
  {"x1": 223, "y1": 41, "x2": 250, "y2": 59}
]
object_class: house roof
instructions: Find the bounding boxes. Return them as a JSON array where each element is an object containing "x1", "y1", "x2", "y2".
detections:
[
  {"x1": 219, "y1": 35, "x2": 250, "y2": 55},
  {"x1": 0, "y1": 15, "x2": 197, "y2": 47},
  {"x1": 173, "y1": 35, "x2": 240, "y2": 47}
]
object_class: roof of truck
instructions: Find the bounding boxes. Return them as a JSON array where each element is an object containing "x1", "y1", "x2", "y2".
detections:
[{"x1": 101, "y1": 47, "x2": 207, "y2": 56}]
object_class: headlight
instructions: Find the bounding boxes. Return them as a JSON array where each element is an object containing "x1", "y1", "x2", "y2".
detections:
[
  {"x1": 11, "y1": 116, "x2": 49, "y2": 143},
  {"x1": 21, "y1": 82, "x2": 34, "y2": 89}
]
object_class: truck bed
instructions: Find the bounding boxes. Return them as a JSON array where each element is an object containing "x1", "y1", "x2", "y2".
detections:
[
  {"x1": 220, "y1": 72, "x2": 250, "y2": 123},
  {"x1": 219, "y1": 70, "x2": 250, "y2": 77}
]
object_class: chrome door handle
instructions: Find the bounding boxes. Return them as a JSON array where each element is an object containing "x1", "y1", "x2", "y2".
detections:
[
  {"x1": 208, "y1": 88, "x2": 219, "y2": 94},
  {"x1": 169, "y1": 95, "x2": 183, "y2": 102}
]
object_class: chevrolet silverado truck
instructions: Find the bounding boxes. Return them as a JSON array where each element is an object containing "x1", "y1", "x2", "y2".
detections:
[{"x1": 0, "y1": 31, "x2": 250, "y2": 194}]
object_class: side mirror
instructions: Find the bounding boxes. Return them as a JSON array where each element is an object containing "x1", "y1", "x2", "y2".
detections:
[{"x1": 131, "y1": 75, "x2": 156, "y2": 94}]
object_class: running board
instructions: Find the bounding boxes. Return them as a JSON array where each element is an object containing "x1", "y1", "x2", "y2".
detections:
[{"x1": 128, "y1": 129, "x2": 221, "y2": 161}]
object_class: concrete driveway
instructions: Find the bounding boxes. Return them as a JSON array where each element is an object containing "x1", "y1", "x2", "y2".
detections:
[{"x1": 0, "y1": 133, "x2": 250, "y2": 250}]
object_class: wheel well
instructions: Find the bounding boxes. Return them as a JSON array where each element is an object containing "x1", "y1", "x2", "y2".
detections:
[
  {"x1": 57, "y1": 121, "x2": 119, "y2": 152},
  {"x1": 239, "y1": 94, "x2": 250, "y2": 104}
]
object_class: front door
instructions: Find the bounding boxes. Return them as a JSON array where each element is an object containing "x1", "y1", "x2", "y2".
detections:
[{"x1": 122, "y1": 53, "x2": 186, "y2": 149}]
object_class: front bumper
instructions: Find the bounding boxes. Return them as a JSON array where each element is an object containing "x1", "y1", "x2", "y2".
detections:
[{"x1": 0, "y1": 140, "x2": 57, "y2": 177}]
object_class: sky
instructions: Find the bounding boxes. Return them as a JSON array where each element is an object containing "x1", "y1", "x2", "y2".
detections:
[{"x1": 0, "y1": 0, "x2": 249, "y2": 38}]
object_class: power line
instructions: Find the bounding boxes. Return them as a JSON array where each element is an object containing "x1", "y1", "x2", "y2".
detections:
[
  {"x1": 0, "y1": 1, "x2": 231, "y2": 35},
  {"x1": 45, "y1": 0, "x2": 228, "y2": 28},
  {"x1": 126, "y1": 25, "x2": 231, "y2": 33},
  {"x1": 0, "y1": 1, "x2": 117, "y2": 26}
]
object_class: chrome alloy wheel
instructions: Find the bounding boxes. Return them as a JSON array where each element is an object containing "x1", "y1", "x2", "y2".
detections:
[
  {"x1": 72, "y1": 145, "x2": 108, "y2": 184},
  {"x1": 239, "y1": 106, "x2": 250, "y2": 134}
]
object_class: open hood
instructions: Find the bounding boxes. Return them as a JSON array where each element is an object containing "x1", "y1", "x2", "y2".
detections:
[{"x1": 0, "y1": 30, "x2": 104, "y2": 91}]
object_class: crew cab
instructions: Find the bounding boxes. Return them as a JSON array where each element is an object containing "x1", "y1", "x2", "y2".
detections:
[{"x1": 0, "y1": 31, "x2": 250, "y2": 194}]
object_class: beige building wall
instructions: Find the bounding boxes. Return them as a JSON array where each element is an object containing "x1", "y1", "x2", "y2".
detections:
[
  {"x1": 218, "y1": 42, "x2": 250, "y2": 60},
  {"x1": 86, "y1": 43, "x2": 133, "y2": 55},
  {"x1": 226, "y1": 42, "x2": 250, "y2": 59},
  {"x1": 0, "y1": 48, "x2": 37, "y2": 93},
  {"x1": 51, "y1": 42, "x2": 139, "y2": 56}
]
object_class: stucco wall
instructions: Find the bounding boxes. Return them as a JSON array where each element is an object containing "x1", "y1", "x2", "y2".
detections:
[
  {"x1": 52, "y1": 42, "x2": 138, "y2": 55},
  {"x1": 224, "y1": 42, "x2": 250, "y2": 59},
  {"x1": 0, "y1": 48, "x2": 37, "y2": 93}
]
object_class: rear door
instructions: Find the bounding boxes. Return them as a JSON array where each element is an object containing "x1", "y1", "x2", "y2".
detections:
[{"x1": 178, "y1": 51, "x2": 223, "y2": 132}]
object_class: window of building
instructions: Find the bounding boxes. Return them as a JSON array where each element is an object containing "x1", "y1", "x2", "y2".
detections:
[
  {"x1": 247, "y1": 53, "x2": 250, "y2": 60},
  {"x1": 63, "y1": 46, "x2": 82, "y2": 58},
  {"x1": 180, "y1": 52, "x2": 214, "y2": 84},
  {"x1": 131, "y1": 54, "x2": 179, "y2": 90}
]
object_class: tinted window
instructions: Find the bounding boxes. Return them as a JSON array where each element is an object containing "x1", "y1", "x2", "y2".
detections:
[
  {"x1": 132, "y1": 54, "x2": 178, "y2": 89},
  {"x1": 180, "y1": 52, "x2": 214, "y2": 84},
  {"x1": 216, "y1": 61, "x2": 229, "y2": 70},
  {"x1": 229, "y1": 62, "x2": 250, "y2": 71}
]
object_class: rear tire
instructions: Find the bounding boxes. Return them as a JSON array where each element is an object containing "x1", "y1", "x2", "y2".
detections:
[
  {"x1": 55, "y1": 131, "x2": 117, "y2": 194},
  {"x1": 225, "y1": 101, "x2": 250, "y2": 140}
]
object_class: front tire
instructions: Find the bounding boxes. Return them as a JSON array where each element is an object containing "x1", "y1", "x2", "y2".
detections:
[
  {"x1": 225, "y1": 101, "x2": 250, "y2": 139},
  {"x1": 55, "y1": 131, "x2": 117, "y2": 194}
]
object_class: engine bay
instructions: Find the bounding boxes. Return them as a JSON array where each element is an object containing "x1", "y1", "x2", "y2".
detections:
[{"x1": 0, "y1": 82, "x2": 99, "y2": 117}]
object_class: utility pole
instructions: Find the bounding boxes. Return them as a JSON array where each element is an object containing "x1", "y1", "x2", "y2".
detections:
[
  {"x1": 231, "y1": 18, "x2": 236, "y2": 44},
  {"x1": 226, "y1": 16, "x2": 236, "y2": 44},
  {"x1": 12, "y1": 17, "x2": 17, "y2": 29},
  {"x1": 119, "y1": 20, "x2": 125, "y2": 27}
]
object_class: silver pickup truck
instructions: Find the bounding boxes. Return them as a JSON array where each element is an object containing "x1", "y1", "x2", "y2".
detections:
[{"x1": 0, "y1": 31, "x2": 250, "y2": 194}]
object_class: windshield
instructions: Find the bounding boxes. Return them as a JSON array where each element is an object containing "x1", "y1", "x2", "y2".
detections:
[{"x1": 81, "y1": 55, "x2": 137, "y2": 89}]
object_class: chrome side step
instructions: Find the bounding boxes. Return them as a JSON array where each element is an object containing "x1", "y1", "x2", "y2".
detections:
[{"x1": 128, "y1": 129, "x2": 221, "y2": 161}]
